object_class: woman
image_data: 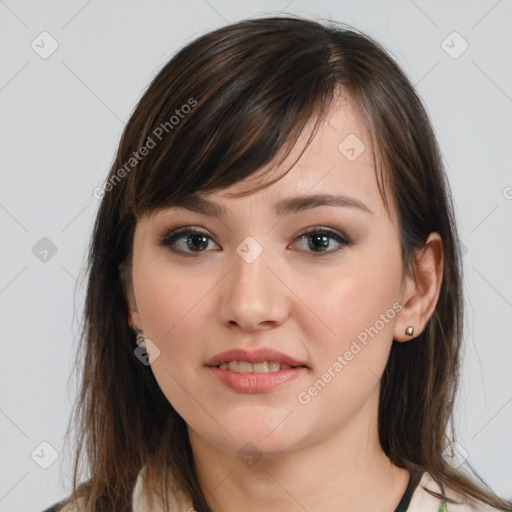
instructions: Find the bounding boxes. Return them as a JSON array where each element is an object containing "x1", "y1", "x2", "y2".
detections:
[{"x1": 43, "y1": 15, "x2": 511, "y2": 512}]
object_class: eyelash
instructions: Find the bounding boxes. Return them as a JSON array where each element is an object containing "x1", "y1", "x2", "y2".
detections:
[{"x1": 157, "y1": 225, "x2": 352, "y2": 257}]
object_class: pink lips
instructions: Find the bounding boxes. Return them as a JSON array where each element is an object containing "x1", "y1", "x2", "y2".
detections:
[
  {"x1": 204, "y1": 347, "x2": 308, "y2": 368},
  {"x1": 204, "y1": 347, "x2": 308, "y2": 393},
  {"x1": 207, "y1": 366, "x2": 307, "y2": 392}
]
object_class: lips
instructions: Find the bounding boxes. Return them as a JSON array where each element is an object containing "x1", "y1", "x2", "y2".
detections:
[{"x1": 205, "y1": 347, "x2": 308, "y2": 368}]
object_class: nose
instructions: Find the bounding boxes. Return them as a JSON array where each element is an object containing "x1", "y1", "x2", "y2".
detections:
[{"x1": 217, "y1": 241, "x2": 289, "y2": 331}]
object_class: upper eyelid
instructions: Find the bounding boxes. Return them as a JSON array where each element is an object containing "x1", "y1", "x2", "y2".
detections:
[
  {"x1": 157, "y1": 225, "x2": 352, "y2": 251},
  {"x1": 158, "y1": 224, "x2": 349, "y2": 239}
]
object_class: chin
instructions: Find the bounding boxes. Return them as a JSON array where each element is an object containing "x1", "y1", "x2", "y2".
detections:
[{"x1": 190, "y1": 420, "x2": 305, "y2": 459}]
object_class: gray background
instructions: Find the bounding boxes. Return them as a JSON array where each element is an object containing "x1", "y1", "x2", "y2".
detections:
[{"x1": 1, "y1": 1, "x2": 511, "y2": 510}]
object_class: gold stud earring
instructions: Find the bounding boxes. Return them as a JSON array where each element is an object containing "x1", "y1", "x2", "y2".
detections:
[{"x1": 405, "y1": 326, "x2": 414, "y2": 336}]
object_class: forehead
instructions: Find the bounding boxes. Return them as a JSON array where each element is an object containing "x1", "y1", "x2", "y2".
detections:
[
  {"x1": 202, "y1": 96, "x2": 389, "y2": 219},
  {"x1": 147, "y1": 94, "x2": 394, "y2": 225}
]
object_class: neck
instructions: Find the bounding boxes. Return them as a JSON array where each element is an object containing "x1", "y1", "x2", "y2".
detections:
[{"x1": 187, "y1": 391, "x2": 410, "y2": 512}]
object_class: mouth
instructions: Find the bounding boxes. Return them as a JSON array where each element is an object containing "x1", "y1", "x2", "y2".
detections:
[
  {"x1": 205, "y1": 347, "x2": 309, "y2": 373},
  {"x1": 209, "y1": 361, "x2": 308, "y2": 373},
  {"x1": 206, "y1": 360, "x2": 308, "y2": 393}
]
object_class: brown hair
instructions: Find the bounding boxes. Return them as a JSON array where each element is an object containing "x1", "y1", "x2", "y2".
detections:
[{"x1": 60, "y1": 15, "x2": 512, "y2": 512}]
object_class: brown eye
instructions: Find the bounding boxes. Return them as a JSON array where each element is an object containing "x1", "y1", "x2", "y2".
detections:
[
  {"x1": 158, "y1": 225, "x2": 352, "y2": 257},
  {"x1": 158, "y1": 227, "x2": 218, "y2": 255},
  {"x1": 293, "y1": 227, "x2": 352, "y2": 255}
]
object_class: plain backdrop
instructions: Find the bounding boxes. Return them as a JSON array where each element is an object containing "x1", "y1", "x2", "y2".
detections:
[{"x1": 0, "y1": 1, "x2": 511, "y2": 511}]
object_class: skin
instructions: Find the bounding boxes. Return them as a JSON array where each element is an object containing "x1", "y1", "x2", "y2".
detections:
[{"x1": 125, "y1": 95, "x2": 444, "y2": 512}]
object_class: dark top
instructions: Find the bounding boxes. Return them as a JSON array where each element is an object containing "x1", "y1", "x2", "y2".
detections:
[
  {"x1": 41, "y1": 468, "x2": 425, "y2": 512},
  {"x1": 395, "y1": 467, "x2": 425, "y2": 512}
]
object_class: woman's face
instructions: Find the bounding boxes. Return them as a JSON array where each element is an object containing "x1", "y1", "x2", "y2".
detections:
[{"x1": 127, "y1": 97, "x2": 409, "y2": 460}]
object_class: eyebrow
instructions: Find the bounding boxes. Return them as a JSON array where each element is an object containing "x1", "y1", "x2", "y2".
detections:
[{"x1": 171, "y1": 193, "x2": 374, "y2": 218}]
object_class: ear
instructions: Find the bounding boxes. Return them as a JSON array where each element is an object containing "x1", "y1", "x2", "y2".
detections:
[
  {"x1": 119, "y1": 262, "x2": 142, "y2": 330},
  {"x1": 394, "y1": 232, "x2": 444, "y2": 342}
]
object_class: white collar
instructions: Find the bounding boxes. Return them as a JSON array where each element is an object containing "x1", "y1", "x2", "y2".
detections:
[
  {"x1": 132, "y1": 466, "x2": 499, "y2": 511},
  {"x1": 406, "y1": 471, "x2": 500, "y2": 511},
  {"x1": 132, "y1": 465, "x2": 193, "y2": 511}
]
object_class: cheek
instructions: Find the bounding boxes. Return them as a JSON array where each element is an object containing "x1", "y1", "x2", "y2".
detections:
[
  {"x1": 134, "y1": 258, "x2": 206, "y2": 365},
  {"x1": 296, "y1": 280, "x2": 400, "y2": 419},
  {"x1": 133, "y1": 263, "x2": 211, "y2": 419},
  {"x1": 135, "y1": 245, "x2": 208, "y2": 328},
  {"x1": 302, "y1": 242, "x2": 402, "y2": 372}
]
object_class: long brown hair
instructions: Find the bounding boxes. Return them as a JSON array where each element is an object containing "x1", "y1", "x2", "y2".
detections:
[{"x1": 60, "y1": 15, "x2": 512, "y2": 512}]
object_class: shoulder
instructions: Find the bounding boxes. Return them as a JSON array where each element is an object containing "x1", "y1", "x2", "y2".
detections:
[
  {"x1": 132, "y1": 464, "x2": 194, "y2": 511},
  {"x1": 409, "y1": 472, "x2": 509, "y2": 512},
  {"x1": 40, "y1": 464, "x2": 187, "y2": 512}
]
